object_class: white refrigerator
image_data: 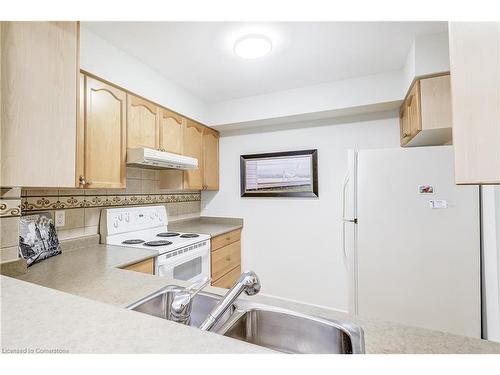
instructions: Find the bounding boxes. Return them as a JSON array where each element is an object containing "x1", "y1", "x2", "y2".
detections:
[{"x1": 342, "y1": 146, "x2": 481, "y2": 338}]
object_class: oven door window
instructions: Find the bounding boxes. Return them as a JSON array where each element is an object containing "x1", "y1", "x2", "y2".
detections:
[{"x1": 173, "y1": 256, "x2": 202, "y2": 281}]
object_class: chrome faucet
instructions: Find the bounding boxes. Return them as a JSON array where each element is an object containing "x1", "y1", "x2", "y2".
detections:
[
  {"x1": 170, "y1": 277, "x2": 211, "y2": 325},
  {"x1": 199, "y1": 271, "x2": 261, "y2": 331}
]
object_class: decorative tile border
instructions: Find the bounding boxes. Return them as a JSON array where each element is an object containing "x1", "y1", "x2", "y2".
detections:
[
  {"x1": 21, "y1": 193, "x2": 201, "y2": 213},
  {"x1": 0, "y1": 199, "x2": 22, "y2": 218}
]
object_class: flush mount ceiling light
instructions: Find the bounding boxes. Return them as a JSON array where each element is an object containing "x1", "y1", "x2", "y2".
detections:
[{"x1": 234, "y1": 35, "x2": 272, "y2": 59}]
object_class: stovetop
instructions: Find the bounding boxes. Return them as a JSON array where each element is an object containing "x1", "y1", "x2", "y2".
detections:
[
  {"x1": 100, "y1": 205, "x2": 210, "y2": 255},
  {"x1": 105, "y1": 227, "x2": 210, "y2": 254}
]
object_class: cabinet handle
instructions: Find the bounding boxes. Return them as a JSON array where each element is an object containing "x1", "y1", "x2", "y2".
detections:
[
  {"x1": 79, "y1": 175, "x2": 87, "y2": 187},
  {"x1": 226, "y1": 256, "x2": 231, "y2": 261},
  {"x1": 78, "y1": 175, "x2": 92, "y2": 187}
]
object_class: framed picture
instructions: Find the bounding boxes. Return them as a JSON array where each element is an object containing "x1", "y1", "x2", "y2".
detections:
[{"x1": 240, "y1": 149, "x2": 318, "y2": 197}]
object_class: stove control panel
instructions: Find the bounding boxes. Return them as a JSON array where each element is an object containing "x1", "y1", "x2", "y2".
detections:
[{"x1": 100, "y1": 205, "x2": 168, "y2": 236}]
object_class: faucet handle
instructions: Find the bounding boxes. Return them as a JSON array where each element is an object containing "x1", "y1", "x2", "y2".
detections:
[{"x1": 171, "y1": 277, "x2": 211, "y2": 315}]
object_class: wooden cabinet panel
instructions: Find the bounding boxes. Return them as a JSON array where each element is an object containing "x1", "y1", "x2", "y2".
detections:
[
  {"x1": 213, "y1": 266, "x2": 241, "y2": 289},
  {"x1": 211, "y1": 241, "x2": 241, "y2": 281},
  {"x1": 420, "y1": 74, "x2": 452, "y2": 131},
  {"x1": 127, "y1": 94, "x2": 159, "y2": 149},
  {"x1": 1, "y1": 21, "x2": 79, "y2": 187},
  {"x1": 183, "y1": 120, "x2": 204, "y2": 190},
  {"x1": 122, "y1": 258, "x2": 154, "y2": 274},
  {"x1": 211, "y1": 229, "x2": 241, "y2": 251},
  {"x1": 159, "y1": 108, "x2": 184, "y2": 154},
  {"x1": 84, "y1": 76, "x2": 127, "y2": 188},
  {"x1": 203, "y1": 128, "x2": 219, "y2": 190},
  {"x1": 449, "y1": 22, "x2": 500, "y2": 184}
]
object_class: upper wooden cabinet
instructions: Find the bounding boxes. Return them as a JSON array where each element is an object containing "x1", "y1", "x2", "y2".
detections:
[
  {"x1": 399, "y1": 74, "x2": 452, "y2": 147},
  {"x1": 159, "y1": 108, "x2": 185, "y2": 154},
  {"x1": 79, "y1": 75, "x2": 127, "y2": 188},
  {"x1": 202, "y1": 127, "x2": 219, "y2": 190},
  {"x1": 183, "y1": 120, "x2": 204, "y2": 190},
  {"x1": 449, "y1": 22, "x2": 500, "y2": 184},
  {"x1": 127, "y1": 94, "x2": 159, "y2": 150},
  {"x1": 1, "y1": 22, "x2": 79, "y2": 187}
]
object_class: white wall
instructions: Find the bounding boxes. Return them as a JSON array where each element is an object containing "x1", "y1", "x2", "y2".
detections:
[
  {"x1": 201, "y1": 116, "x2": 400, "y2": 311},
  {"x1": 403, "y1": 31, "x2": 450, "y2": 89},
  {"x1": 483, "y1": 186, "x2": 500, "y2": 342},
  {"x1": 208, "y1": 70, "x2": 405, "y2": 127},
  {"x1": 80, "y1": 26, "x2": 209, "y2": 123}
]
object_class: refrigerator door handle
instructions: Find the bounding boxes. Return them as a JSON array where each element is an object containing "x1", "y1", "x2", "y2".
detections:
[{"x1": 341, "y1": 172, "x2": 350, "y2": 269}]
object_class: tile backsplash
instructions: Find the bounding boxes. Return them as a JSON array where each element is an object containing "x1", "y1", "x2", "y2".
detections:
[
  {"x1": 0, "y1": 167, "x2": 201, "y2": 262},
  {"x1": 0, "y1": 187, "x2": 21, "y2": 262}
]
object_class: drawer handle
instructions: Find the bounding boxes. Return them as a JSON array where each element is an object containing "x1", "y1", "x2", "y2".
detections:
[
  {"x1": 226, "y1": 256, "x2": 231, "y2": 261},
  {"x1": 226, "y1": 236, "x2": 230, "y2": 241}
]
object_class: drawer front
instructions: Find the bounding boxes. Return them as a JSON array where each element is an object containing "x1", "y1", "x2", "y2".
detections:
[
  {"x1": 211, "y1": 240, "x2": 241, "y2": 281},
  {"x1": 213, "y1": 266, "x2": 241, "y2": 289},
  {"x1": 211, "y1": 229, "x2": 241, "y2": 251},
  {"x1": 123, "y1": 258, "x2": 154, "y2": 274}
]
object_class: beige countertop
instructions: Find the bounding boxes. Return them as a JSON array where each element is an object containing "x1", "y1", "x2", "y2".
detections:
[
  {"x1": 2, "y1": 242, "x2": 500, "y2": 354},
  {"x1": 168, "y1": 216, "x2": 243, "y2": 237}
]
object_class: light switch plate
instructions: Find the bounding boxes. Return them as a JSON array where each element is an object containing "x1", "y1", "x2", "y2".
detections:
[{"x1": 55, "y1": 210, "x2": 65, "y2": 227}]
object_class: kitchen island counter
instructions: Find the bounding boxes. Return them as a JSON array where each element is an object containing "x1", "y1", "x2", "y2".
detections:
[{"x1": 2, "y1": 242, "x2": 500, "y2": 354}]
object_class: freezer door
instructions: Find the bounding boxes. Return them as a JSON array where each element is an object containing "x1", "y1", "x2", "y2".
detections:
[{"x1": 356, "y1": 146, "x2": 481, "y2": 338}]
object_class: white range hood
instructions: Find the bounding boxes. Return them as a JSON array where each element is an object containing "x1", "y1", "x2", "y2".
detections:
[{"x1": 127, "y1": 147, "x2": 198, "y2": 170}]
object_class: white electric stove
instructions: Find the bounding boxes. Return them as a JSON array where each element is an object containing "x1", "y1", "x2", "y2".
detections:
[{"x1": 100, "y1": 205, "x2": 210, "y2": 282}]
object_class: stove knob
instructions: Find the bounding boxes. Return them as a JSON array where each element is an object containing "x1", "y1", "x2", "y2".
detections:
[
  {"x1": 113, "y1": 220, "x2": 119, "y2": 228},
  {"x1": 118, "y1": 214, "x2": 123, "y2": 221},
  {"x1": 124, "y1": 213, "x2": 130, "y2": 223}
]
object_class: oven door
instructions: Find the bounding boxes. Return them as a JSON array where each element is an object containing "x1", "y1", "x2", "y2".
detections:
[{"x1": 156, "y1": 245, "x2": 210, "y2": 283}]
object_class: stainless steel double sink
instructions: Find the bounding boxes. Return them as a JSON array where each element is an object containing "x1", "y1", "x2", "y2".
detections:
[{"x1": 127, "y1": 285, "x2": 365, "y2": 354}]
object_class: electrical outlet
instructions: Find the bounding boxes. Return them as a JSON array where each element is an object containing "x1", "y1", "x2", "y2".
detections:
[{"x1": 55, "y1": 211, "x2": 65, "y2": 227}]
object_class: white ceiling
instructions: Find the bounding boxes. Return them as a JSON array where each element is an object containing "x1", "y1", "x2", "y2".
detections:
[{"x1": 83, "y1": 22, "x2": 447, "y2": 104}]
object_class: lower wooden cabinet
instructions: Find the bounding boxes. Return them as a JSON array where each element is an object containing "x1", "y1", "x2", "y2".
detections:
[
  {"x1": 213, "y1": 266, "x2": 241, "y2": 289},
  {"x1": 211, "y1": 230, "x2": 242, "y2": 288},
  {"x1": 122, "y1": 258, "x2": 154, "y2": 274}
]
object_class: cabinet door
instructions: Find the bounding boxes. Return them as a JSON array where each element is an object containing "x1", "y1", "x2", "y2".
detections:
[
  {"x1": 0, "y1": 22, "x2": 78, "y2": 187},
  {"x1": 203, "y1": 128, "x2": 219, "y2": 190},
  {"x1": 449, "y1": 22, "x2": 500, "y2": 184},
  {"x1": 84, "y1": 76, "x2": 127, "y2": 188},
  {"x1": 159, "y1": 108, "x2": 184, "y2": 154},
  {"x1": 399, "y1": 104, "x2": 411, "y2": 146},
  {"x1": 127, "y1": 94, "x2": 159, "y2": 149},
  {"x1": 407, "y1": 80, "x2": 422, "y2": 138},
  {"x1": 183, "y1": 120, "x2": 204, "y2": 190}
]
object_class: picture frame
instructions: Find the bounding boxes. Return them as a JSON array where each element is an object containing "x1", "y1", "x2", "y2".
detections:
[{"x1": 240, "y1": 149, "x2": 318, "y2": 197}]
